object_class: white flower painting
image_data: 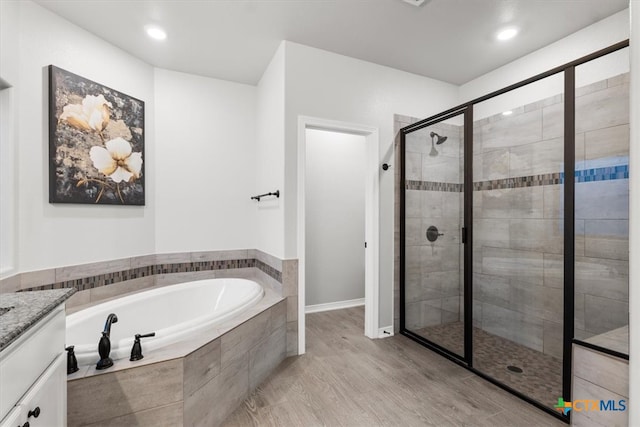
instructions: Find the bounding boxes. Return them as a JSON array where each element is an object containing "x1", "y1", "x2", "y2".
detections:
[
  {"x1": 60, "y1": 94, "x2": 112, "y2": 135},
  {"x1": 49, "y1": 66, "x2": 145, "y2": 205},
  {"x1": 90, "y1": 137, "x2": 143, "y2": 183}
]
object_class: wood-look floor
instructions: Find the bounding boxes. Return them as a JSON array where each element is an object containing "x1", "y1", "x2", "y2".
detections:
[{"x1": 222, "y1": 307, "x2": 565, "y2": 426}]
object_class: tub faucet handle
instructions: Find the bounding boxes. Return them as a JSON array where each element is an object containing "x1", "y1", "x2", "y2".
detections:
[
  {"x1": 66, "y1": 345, "x2": 79, "y2": 374},
  {"x1": 130, "y1": 332, "x2": 156, "y2": 361}
]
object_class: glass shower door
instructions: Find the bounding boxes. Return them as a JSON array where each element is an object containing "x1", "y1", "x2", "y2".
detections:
[
  {"x1": 402, "y1": 111, "x2": 466, "y2": 359},
  {"x1": 471, "y1": 74, "x2": 565, "y2": 411}
]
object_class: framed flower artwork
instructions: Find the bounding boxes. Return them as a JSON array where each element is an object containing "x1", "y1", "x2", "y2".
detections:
[{"x1": 48, "y1": 65, "x2": 145, "y2": 205}]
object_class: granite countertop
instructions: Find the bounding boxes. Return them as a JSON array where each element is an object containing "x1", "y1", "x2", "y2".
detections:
[{"x1": 0, "y1": 288, "x2": 76, "y2": 352}]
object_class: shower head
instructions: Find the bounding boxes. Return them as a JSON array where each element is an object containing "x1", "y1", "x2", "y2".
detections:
[{"x1": 430, "y1": 132, "x2": 448, "y2": 145}]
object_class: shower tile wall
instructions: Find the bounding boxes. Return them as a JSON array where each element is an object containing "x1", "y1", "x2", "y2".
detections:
[
  {"x1": 404, "y1": 122, "x2": 464, "y2": 330},
  {"x1": 473, "y1": 73, "x2": 629, "y2": 357},
  {"x1": 575, "y1": 72, "x2": 629, "y2": 341}
]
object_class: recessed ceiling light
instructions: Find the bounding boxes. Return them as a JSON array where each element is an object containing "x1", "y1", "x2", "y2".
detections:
[
  {"x1": 496, "y1": 27, "x2": 518, "y2": 41},
  {"x1": 502, "y1": 110, "x2": 513, "y2": 116},
  {"x1": 145, "y1": 25, "x2": 167, "y2": 41}
]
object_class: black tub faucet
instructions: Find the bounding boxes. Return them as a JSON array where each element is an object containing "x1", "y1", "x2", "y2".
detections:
[{"x1": 96, "y1": 313, "x2": 118, "y2": 370}]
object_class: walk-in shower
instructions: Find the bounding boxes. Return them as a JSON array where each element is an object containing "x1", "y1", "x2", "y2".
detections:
[{"x1": 398, "y1": 41, "x2": 630, "y2": 421}]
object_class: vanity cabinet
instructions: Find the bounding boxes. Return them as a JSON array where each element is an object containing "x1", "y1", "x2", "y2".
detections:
[
  {"x1": 1, "y1": 354, "x2": 66, "y2": 427},
  {"x1": 0, "y1": 305, "x2": 66, "y2": 427}
]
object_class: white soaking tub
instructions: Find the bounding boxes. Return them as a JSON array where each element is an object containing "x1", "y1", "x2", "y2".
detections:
[{"x1": 66, "y1": 278, "x2": 264, "y2": 367}]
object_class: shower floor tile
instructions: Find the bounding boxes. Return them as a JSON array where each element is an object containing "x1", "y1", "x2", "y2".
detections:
[{"x1": 414, "y1": 322, "x2": 563, "y2": 409}]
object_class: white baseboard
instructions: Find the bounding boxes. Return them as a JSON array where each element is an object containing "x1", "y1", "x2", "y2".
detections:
[
  {"x1": 377, "y1": 326, "x2": 394, "y2": 338},
  {"x1": 305, "y1": 298, "x2": 365, "y2": 314}
]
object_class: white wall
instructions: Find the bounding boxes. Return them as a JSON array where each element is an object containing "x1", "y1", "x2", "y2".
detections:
[
  {"x1": 462, "y1": 10, "x2": 630, "y2": 120},
  {"x1": 255, "y1": 43, "x2": 286, "y2": 258},
  {"x1": 0, "y1": 0, "x2": 20, "y2": 277},
  {"x1": 283, "y1": 42, "x2": 460, "y2": 325},
  {"x1": 460, "y1": 9, "x2": 630, "y2": 112},
  {"x1": 305, "y1": 128, "x2": 366, "y2": 306},
  {"x1": 628, "y1": 1, "x2": 639, "y2": 423},
  {"x1": 0, "y1": 87, "x2": 16, "y2": 276},
  {"x1": 14, "y1": 0, "x2": 156, "y2": 271},
  {"x1": 0, "y1": 0, "x2": 19, "y2": 85},
  {"x1": 154, "y1": 69, "x2": 257, "y2": 253}
]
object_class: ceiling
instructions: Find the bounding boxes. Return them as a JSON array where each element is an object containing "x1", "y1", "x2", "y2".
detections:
[{"x1": 35, "y1": 0, "x2": 629, "y2": 86}]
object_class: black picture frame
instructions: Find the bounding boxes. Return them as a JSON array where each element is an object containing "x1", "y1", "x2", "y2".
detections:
[{"x1": 48, "y1": 65, "x2": 145, "y2": 205}]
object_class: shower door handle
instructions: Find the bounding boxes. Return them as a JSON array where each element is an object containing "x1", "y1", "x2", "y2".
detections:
[{"x1": 461, "y1": 227, "x2": 467, "y2": 244}]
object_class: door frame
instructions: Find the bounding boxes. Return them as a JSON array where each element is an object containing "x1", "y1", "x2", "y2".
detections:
[{"x1": 297, "y1": 116, "x2": 380, "y2": 354}]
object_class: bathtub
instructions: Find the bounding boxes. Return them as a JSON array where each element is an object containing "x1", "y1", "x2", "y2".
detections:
[{"x1": 66, "y1": 278, "x2": 264, "y2": 367}]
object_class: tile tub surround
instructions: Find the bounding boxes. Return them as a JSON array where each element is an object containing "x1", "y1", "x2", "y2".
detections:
[
  {"x1": 0, "y1": 248, "x2": 299, "y2": 360},
  {"x1": 0, "y1": 288, "x2": 76, "y2": 351},
  {"x1": 7, "y1": 254, "x2": 280, "y2": 294},
  {"x1": 67, "y1": 294, "x2": 287, "y2": 426},
  {"x1": 395, "y1": 73, "x2": 630, "y2": 358},
  {"x1": 0, "y1": 249, "x2": 296, "y2": 332}
]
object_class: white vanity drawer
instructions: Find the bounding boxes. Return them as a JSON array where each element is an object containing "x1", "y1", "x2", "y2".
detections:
[{"x1": 0, "y1": 305, "x2": 65, "y2": 420}]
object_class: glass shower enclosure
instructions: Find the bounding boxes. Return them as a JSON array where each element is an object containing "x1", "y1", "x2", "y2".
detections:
[{"x1": 399, "y1": 41, "x2": 630, "y2": 420}]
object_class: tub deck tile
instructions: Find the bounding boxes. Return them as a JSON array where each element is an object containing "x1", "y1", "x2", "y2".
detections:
[
  {"x1": 84, "y1": 401, "x2": 183, "y2": 427},
  {"x1": 68, "y1": 358, "x2": 184, "y2": 426},
  {"x1": 184, "y1": 352, "x2": 249, "y2": 427},
  {"x1": 271, "y1": 300, "x2": 287, "y2": 332},
  {"x1": 249, "y1": 326, "x2": 287, "y2": 390},
  {"x1": 221, "y1": 309, "x2": 272, "y2": 368},
  {"x1": 286, "y1": 321, "x2": 298, "y2": 357},
  {"x1": 184, "y1": 337, "x2": 221, "y2": 397}
]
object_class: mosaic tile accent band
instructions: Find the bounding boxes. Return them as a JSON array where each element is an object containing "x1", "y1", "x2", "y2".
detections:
[
  {"x1": 472, "y1": 173, "x2": 563, "y2": 191},
  {"x1": 19, "y1": 258, "x2": 282, "y2": 292},
  {"x1": 406, "y1": 165, "x2": 629, "y2": 192},
  {"x1": 405, "y1": 180, "x2": 463, "y2": 192},
  {"x1": 572, "y1": 164, "x2": 629, "y2": 183},
  {"x1": 255, "y1": 259, "x2": 283, "y2": 283}
]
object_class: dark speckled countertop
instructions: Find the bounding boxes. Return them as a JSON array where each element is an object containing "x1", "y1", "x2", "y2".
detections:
[{"x1": 0, "y1": 288, "x2": 76, "y2": 352}]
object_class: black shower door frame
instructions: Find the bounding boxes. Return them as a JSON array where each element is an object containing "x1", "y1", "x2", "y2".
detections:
[{"x1": 398, "y1": 39, "x2": 629, "y2": 423}]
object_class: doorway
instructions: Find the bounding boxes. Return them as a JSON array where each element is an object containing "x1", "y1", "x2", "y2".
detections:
[
  {"x1": 297, "y1": 117, "x2": 380, "y2": 354},
  {"x1": 304, "y1": 129, "x2": 366, "y2": 312}
]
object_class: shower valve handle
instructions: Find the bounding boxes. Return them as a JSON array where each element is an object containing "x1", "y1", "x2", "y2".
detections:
[{"x1": 426, "y1": 225, "x2": 444, "y2": 242}]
